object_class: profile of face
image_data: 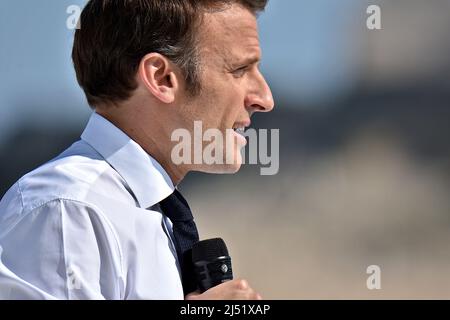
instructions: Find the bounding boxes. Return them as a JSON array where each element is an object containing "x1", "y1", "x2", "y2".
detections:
[
  {"x1": 178, "y1": 4, "x2": 275, "y2": 174},
  {"x1": 134, "y1": 3, "x2": 274, "y2": 179}
]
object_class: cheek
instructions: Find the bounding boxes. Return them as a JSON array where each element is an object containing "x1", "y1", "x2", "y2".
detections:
[
  {"x1": 198, "y1": 78, "x2": 245, "y2": 128},
  {"x1": 220, "y1": 92, "x2": 245, "y2": 124},
  {"x1": 202, "y1": 95, "x2": 241, "y2": 130}
]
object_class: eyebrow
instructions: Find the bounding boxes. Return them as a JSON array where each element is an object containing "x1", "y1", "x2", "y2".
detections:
[{"x1": 233, "y1": 55, "x2": 261, "y2": 68}]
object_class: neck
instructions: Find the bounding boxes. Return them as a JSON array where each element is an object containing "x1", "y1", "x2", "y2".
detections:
[
  {"x1": 143, "y1": 137, "x2": 188, "y2": 186},
  {"x1": 95, "y1": 105, "x2": 189, "y2": 186}
]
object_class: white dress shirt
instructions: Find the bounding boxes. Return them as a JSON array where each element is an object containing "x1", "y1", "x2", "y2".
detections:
[{"x1": 0, "y1": 112, "x2": 185, "y2": 300}]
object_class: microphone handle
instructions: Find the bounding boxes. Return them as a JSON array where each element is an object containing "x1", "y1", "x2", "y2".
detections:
[{"x1": 194, "y1": 256, "x2": 233, "y2": 292}]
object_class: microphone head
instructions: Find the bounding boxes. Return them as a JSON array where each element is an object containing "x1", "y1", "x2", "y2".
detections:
[
  {"x1": 192, "y1": 238, "x2": 233, "y2": 292},
  {"x1": 192, "y1": 238, "x2": 229, "y2": 263}
]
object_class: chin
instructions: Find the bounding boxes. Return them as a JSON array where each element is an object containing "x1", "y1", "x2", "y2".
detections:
[
  {"x1": 194, "y1": 144, "x2": 244, "y2": 174},
  {"x1": 222, "y1": 162, "x2": 242, "y2": 174},
  {"x1": 198, "y1": 153, "x2": 243, "y2": 175},
  {"x1": 200, "y1": 162, "x2": 242, "y2": 175},
  {"x1": 220, "y1": 148, "x2": 243, "y2": 174}
]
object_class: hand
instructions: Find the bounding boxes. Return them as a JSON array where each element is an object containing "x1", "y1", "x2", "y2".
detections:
[{"x1": 185, "y1": 279, "x2": 262, "y2": 300}]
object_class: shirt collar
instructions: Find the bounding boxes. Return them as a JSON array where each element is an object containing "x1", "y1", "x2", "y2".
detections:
[{"x1": 80, "y1": 112, "x2": 175, "y2": 209}]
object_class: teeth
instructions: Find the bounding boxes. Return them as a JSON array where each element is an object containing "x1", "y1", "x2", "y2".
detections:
[{"x1": 234, "y1": 127, "x2": 245, "y2": 135}]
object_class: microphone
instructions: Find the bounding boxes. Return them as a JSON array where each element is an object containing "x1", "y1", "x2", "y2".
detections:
[{"x1": 192, "y1": 238, "x2": 233, "y2": 293}]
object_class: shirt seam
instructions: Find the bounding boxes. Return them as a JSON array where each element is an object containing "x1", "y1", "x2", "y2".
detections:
[
  {"x1": 57, "y1": 198, "x2": 125, "y2": 288},
  {"x1": 59, "y1": 200, "x2": 69, "y2": 299},
  {"x1": 16, "y1": 179, "x2": 25, "y2": 212}
]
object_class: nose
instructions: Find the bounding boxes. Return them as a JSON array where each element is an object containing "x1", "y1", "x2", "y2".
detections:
[{"x1": 245, "y1": 70, "x2": 275, "y2": 113}]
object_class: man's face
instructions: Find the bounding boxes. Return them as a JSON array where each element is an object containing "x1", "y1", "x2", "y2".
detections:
[{"x1": 179, "y1": 4, "x2": 274, "y2": 174}]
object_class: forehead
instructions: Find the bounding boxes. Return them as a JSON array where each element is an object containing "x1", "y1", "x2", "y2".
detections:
[{"x1": 198, "y1": 4, "x2": 261, "y2": 65}]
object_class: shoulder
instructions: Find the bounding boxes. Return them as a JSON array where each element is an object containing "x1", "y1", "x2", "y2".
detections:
[
  {"x1": 0, "y1": 140, "x2": 136, "y2": 225},
  {"x1": 26, "y1": 140, "x2": 134, "y2": 210},
  {"x1": 0, "y1": 141, "x2": 126, "y2": 271}
]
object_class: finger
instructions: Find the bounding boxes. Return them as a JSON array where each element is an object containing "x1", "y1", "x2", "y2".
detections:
[{"x1": 185, "y1": 290, "x2": 201, "y2": 300}]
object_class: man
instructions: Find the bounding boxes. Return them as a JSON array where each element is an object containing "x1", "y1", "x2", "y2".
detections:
[{"x1": 0, "y1": 0, "x2": 274, "y2": 299}]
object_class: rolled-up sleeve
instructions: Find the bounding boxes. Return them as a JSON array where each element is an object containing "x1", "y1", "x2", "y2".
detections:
[{"x1": 0, "y1": 198, "x2": 123, "y2": 300}]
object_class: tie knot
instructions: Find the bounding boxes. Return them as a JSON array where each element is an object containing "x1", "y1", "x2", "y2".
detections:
[{"x1": 158, "y1": 189, "x2": 194, "y2": 222}]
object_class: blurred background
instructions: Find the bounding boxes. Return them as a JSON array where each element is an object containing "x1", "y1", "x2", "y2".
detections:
[{"x1": 1, "y1": 0, "x2": 450, "y2": 299}]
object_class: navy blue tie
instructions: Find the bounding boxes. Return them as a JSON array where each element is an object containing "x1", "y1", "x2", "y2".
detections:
[{"x1": 149, "y1": 189, "x2": 199, "y2": 295}]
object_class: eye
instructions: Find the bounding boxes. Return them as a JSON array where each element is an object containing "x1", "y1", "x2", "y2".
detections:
[{"x1": 232, "y1": 65, "x2": 249, "y2": 78}]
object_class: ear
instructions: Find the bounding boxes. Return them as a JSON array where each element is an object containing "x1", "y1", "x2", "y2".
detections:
[{"x1": 138, "y1": 53, "x2": 180, "y2": 104}]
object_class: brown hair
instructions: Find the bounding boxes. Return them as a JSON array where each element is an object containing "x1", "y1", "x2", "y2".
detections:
[{"x1": 72, "y1": 0, "x2": 268, "y2": 107}]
